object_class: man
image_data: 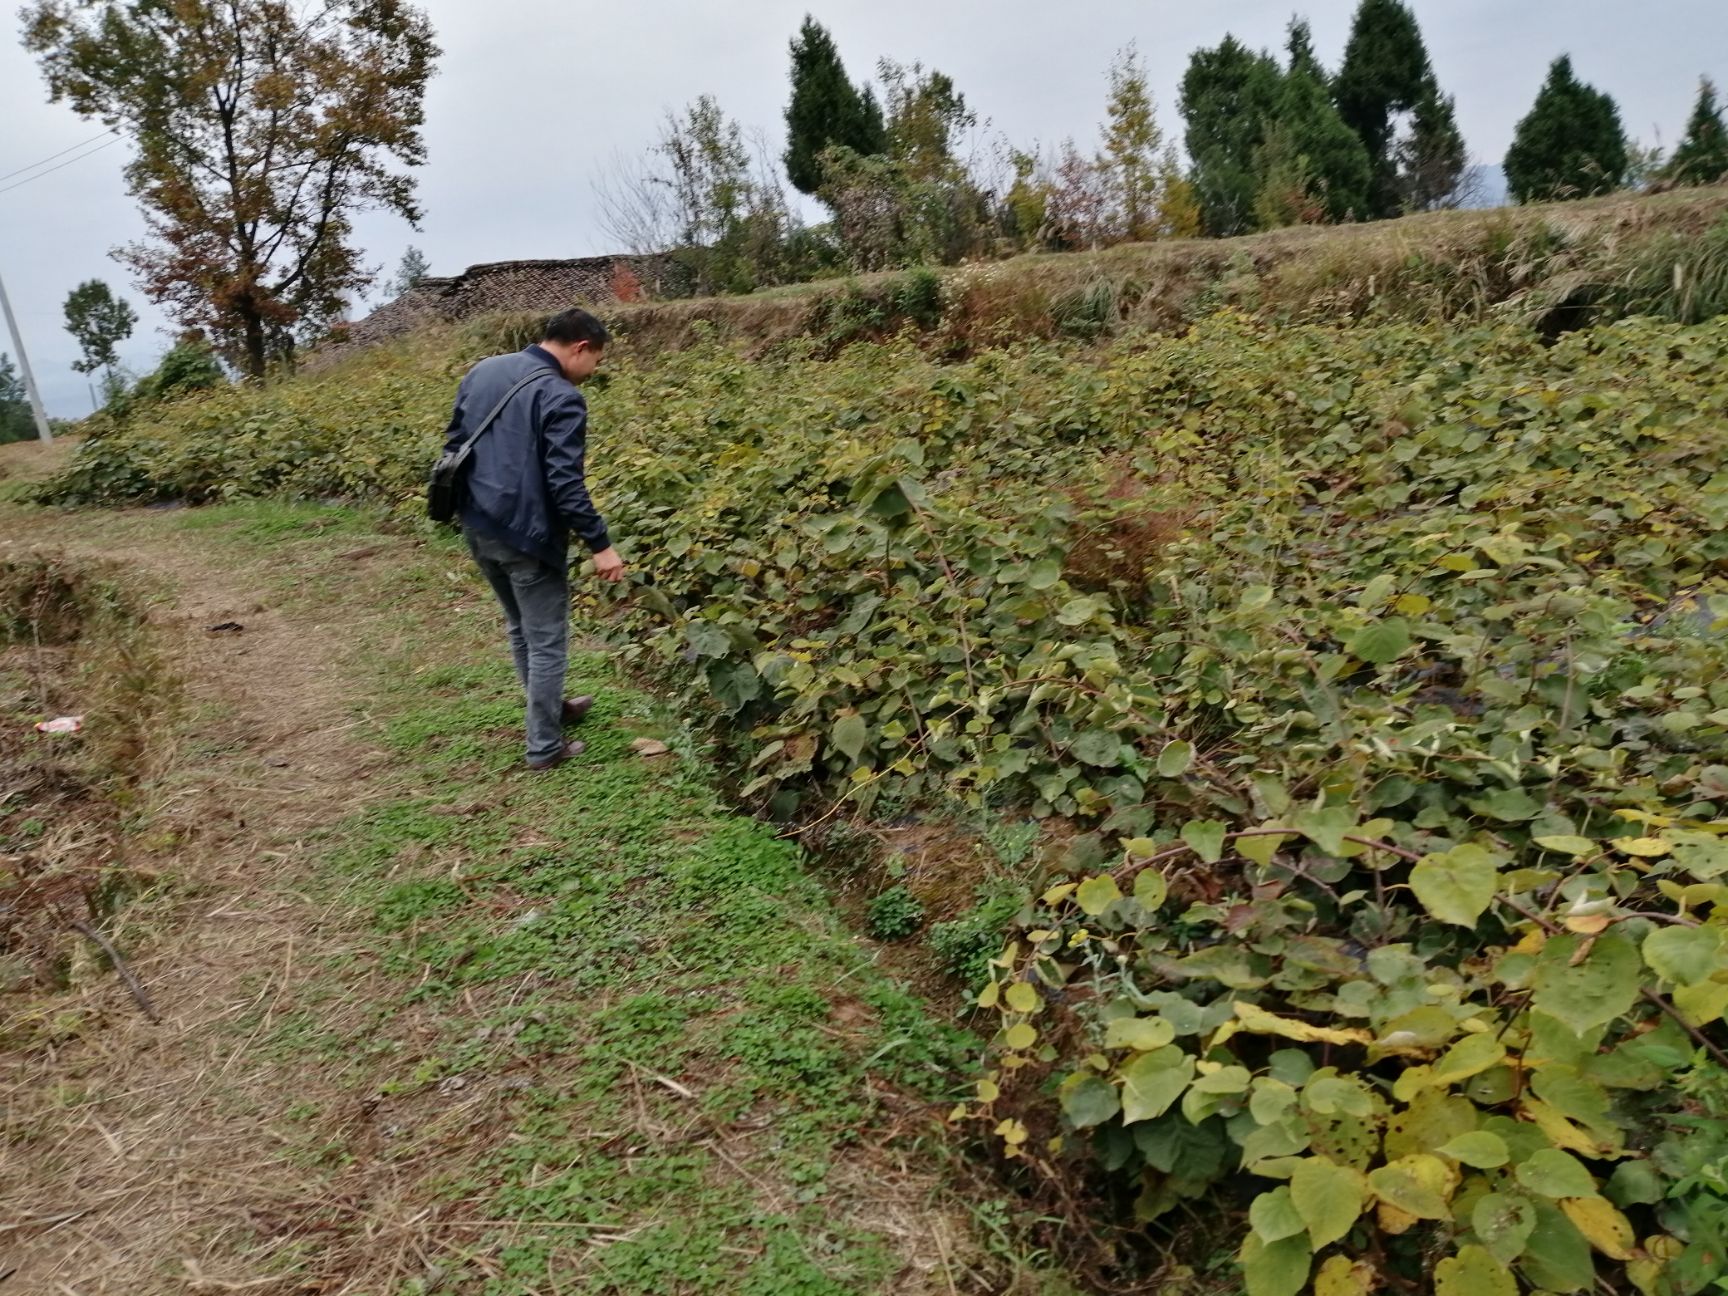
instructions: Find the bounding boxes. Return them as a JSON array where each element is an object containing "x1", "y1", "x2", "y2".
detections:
[{"x1": 441, "y1": 306, "x2": 626, "y2": 770}]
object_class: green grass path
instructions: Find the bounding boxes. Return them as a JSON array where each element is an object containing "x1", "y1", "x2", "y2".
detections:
[{"x1": 17, "y1": 500, "x2": 1071, "y2": 1296}]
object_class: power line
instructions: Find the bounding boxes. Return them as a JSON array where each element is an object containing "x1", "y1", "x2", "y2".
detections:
[
  {"x1": 0, "y1": 135, "x2": 122, "y2": 198},
  {"x1": 0, "y1": 128, "x2": 118, "y2": 186}
]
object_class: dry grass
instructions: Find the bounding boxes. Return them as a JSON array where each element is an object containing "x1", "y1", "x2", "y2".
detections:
[
  {"x1": 1, "y1": 521, "x2": 404, "y2": 1294},
  {"x1": 439, "y1": 185, "x2": 1728, "y2": 367}
]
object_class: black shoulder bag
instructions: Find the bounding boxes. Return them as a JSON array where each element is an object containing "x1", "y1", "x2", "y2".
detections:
[{"x1": 427, "y1": 371, "x2": 551, "y2": 524}]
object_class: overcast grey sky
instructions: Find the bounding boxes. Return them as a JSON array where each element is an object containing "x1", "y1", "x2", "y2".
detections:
[{"x1": 2, "y1": 0, "x2": 1722, "y2": 417}]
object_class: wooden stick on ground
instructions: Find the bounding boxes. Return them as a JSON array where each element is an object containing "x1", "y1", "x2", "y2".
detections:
[{"x1": 66, "y1": 917, "x2": 161, "y2": 1024}]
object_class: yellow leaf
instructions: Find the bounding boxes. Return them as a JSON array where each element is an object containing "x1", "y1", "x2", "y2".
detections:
[
  {"x1": 976, "y1": 981, "x2": 1001, "y2": 1009},
  {"x1": 1376, "y1": 1200, "x2": 1419, "y2": 1234},
  {"x1": 1563, "y1": 911, "x2": 1613, "y2": 934},
  {"x1": 1647, "y1": 1235, "x2": 1685, "y2": 1261},
  {"x1": 1510, "y1": 928, "x2": 1547, "y2": 955},
  {"x1": 1233, "y1": 1000, "x2": 1373, "y2": 1046},
  {"x1": 1074, "y1": 873, "x2": 1122, "y2": 916},
  {"x1": 1394, "y1": 593, "x2": 1432, "y2": 616},
  {"x1": 1104, "y1": 1015, "x2": 1176, "y2": 1051},
  {"x1": 1435, "y1": 1245, "x2": 1516, "y2": 1296},
  {"x1": 1613, "y1": 836, "x2": 1674, "y2": 858},
  {"x1": 1004, "y1": 1022, "x2": 1037, "y2": 1051},
  {"x1": 946, "y1": 1103, "x2": 968, "y2": 1122},
  {"x1": 1615, "y1": 809, "x2": 1674, "y2": 829},
  {"x1": 994, "y1": 1117, "x2": 1028, "y2": 1145},
  {"x1": 1368, "y1": 1154, "x2": 1457, "y2": 1220},
  {"x1": 1627, "y1": 1258, "x2": 1665, "y2": 1296},
  {"x1": 1314, "y1": 1255, "x2": 1375, "y2": 1296},
  {"x1": 1041, "y1": 882, "x2": 1076, "y2": 905},
  {"x1": 1005, "y1": 982, "x2": 1040, "y2": 1014},
  {"x1": 1560, "y1": 1196, "x2": 1636, "y2": 1261},
  {"x1": 976, "y1": 1078, "x2": 1000, "y2": 1103},
  {"x1": 1521, "y1": 1097, "x2": 1619, "y2": 1158},
  {"x1": 1674, "y1": 977, "x2": 1728, "y2": 1026}
]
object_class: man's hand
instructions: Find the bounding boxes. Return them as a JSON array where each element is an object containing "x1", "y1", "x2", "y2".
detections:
[{"x1": 591, "y1": 546, "x2": 626, "y2": 583}]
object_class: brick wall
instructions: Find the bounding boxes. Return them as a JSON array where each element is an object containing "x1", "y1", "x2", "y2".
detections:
[{"x1": 313, "y1": 252, "x2": 680, "y2": 366}]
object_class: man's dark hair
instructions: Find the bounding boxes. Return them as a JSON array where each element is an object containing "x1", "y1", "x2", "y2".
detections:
[{"x1": 543, "y1": 307, "x2": 609, "y2": 348}]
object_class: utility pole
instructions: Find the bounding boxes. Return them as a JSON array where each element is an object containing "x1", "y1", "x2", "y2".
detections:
[{"x1": 0, "y1": 264, "x2": 53, "y2": 444}]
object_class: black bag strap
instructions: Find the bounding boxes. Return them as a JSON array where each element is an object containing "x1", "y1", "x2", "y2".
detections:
[{"x1": 456, "y1": 369, "x2": 554, "y2": 456}]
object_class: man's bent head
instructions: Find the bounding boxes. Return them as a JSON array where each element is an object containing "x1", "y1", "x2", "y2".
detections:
[{"x1": 541, "y1": 307, "x2": 609, "y2": 382}]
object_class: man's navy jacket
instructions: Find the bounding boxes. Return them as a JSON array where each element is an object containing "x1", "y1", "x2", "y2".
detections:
[{"x1": 442, "y1": 344, "x2": 610, "y2": 568}]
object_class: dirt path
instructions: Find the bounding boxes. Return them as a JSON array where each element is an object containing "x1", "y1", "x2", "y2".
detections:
[
  {"x1": 3, "y1": 507, "x2": 1018, "y2": 1296},
  {"x1": 4, "y1": 519, "x2": 407, "y2": 1292}
]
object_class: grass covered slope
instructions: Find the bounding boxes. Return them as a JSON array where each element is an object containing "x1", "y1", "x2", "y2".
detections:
[{"x1": 38, "y1": 302, "x2": 1728, "y2": 1292}]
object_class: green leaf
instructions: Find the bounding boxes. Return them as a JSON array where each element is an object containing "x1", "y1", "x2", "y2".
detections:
[
  {"x1": 1357, "y1": 573, "x2": 1397, "y2": 609},
  {"x1": 1181, "y1": 819, "x2": 1228, "y2": 864},
  {"x1": 1157, "y1": 741, "x2": 1194, "y2": 777},
  {"x1": 1238, "y1": 831, "x2": 1290, "y2": 867},
  {"x1": 1531, "y1": 933, "x2": 1643, "y2": 1037},
  {"x1": 1436, "y1": 1244, "x2": 1516, "y2": 1296},
  {"x1": 1118, "y1": 1047, "x2": 1194, "y2": 1124},
  {"x1": 1518, "y1": 1199, "x2": 1596, "y2": 1293},
  {"x1": 1514, "y1": 1148, "x2": 1598, "y2": 1198},
  {"x1": 708, "y1": 660, "x2": 761, "y2": 711},
  {"x1": 1409, "y1": 843, "x2": 1500, "y2": 926},
  {"x1": 1642, "y1": 925, "x2": 1724, "y2": 986},
  {"x1": 1606, "y1": 1160, "x2": 1664, "y2": 1208},
  {"x1": 1292, "y1": 805, "x2": 1356, "y2": 855},
  {"x1": 1132, "y1": 868, "x2": 1167, "y2": 907},
  {"x1": 1347, "y1": 617, "x2": 1412, "y2": 665},
  {"x1": 1289, "y1": 1157, "x2": 1366, "y2": 1250},
  {"x1": 1104, "y1": 1015, "x2": 1175, "y2": 1051},
  {"x1": 1074, "y1": 874, "x2": 1121, "y2": 917},
  {"x1": 1071, "y1": 729, "x2": 1122, "y2": 767},
  {"x1": 1240, "y1": 1230, "x2": 1311, "y2": 1296},
  {"x1": 1468, "y1": 787, "x2": 1543, "y2": 822},
  {"x1": 1027, "y1": 557, "x2": 1062, "y2": 590},
  {"x1": 1472, "y1": 1191, "x2": 1537, "y2": 1264},
  {"x1": 1058, "y1": 1073, "x2": 1121, "y2": 1129},
  {"x1": 685, "y1": 620, "x2": 732, "y2": 658},
  {"x1": 1057, "y1": 595, "x2": 1101, "y2": 626},
  {"x1": 1249, "y1": 1185, "x2": 1307, "y2": 1242},
  {"x1": 1438, "y1": 1130, "x2": 1510, "y2": 1168},
  {"x1": 1429, "y1": 1031, "x2": 1506, "y2": 1086},
  {"x1": 831, "y1": 712, "x2": 869, "y2": 762}
]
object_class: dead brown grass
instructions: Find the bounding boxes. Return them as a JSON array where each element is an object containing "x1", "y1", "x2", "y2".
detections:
[
  {"x1": 446, "y1": 185, "x2": 1728, "y2": 369},
  {"x1": 1062, "y1": 455, "x2": 1192, "y2": 601},
  {"x1": 0, "y1": 522, "x2": 403, "y2": 1294}
]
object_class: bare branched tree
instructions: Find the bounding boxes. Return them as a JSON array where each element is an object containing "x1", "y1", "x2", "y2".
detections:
[{"x1": 593, "y1": 149, "x2": 678, "y2": 254}]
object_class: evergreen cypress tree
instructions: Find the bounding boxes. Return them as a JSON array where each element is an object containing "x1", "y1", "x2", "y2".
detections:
[
  {"x1": 1668, "y1": 77, "x2": 1728, "y2": 186},
  {"x1": 1397, "y1": 80, "x2": 1467, "y2": 209},
  {"x1": 1504, "y1": 56, "x2": 1628, "y2": 202},
  {"x1": 782, "y1": 16, "x2": 885, "y2": 195},
  {"x1": 1178, "y1": 35, "x2": 1284, "y2": 236},
  {"x1": 1333, "y1": 0, "x2": 1434, "y2": 218},
  {"x1": 1286, "y1": 18, "x2": 1322, "y2": 80},
  {"x1": 1278, "y1": 19, "x2": 1372, "y2": 222}
]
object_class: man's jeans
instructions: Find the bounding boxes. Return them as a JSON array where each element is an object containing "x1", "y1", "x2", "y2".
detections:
[{"x1": 465, "y1": 529, "x2": 569, "y2": 765}]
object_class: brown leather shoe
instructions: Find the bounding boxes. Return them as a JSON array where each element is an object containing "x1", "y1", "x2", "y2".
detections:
[
  {"x1": 527, "y1": 739, "x2": 586, "y2": 771},
  {"x1": 562, "y1": 695, "x2": 595, "y2": 726}
]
